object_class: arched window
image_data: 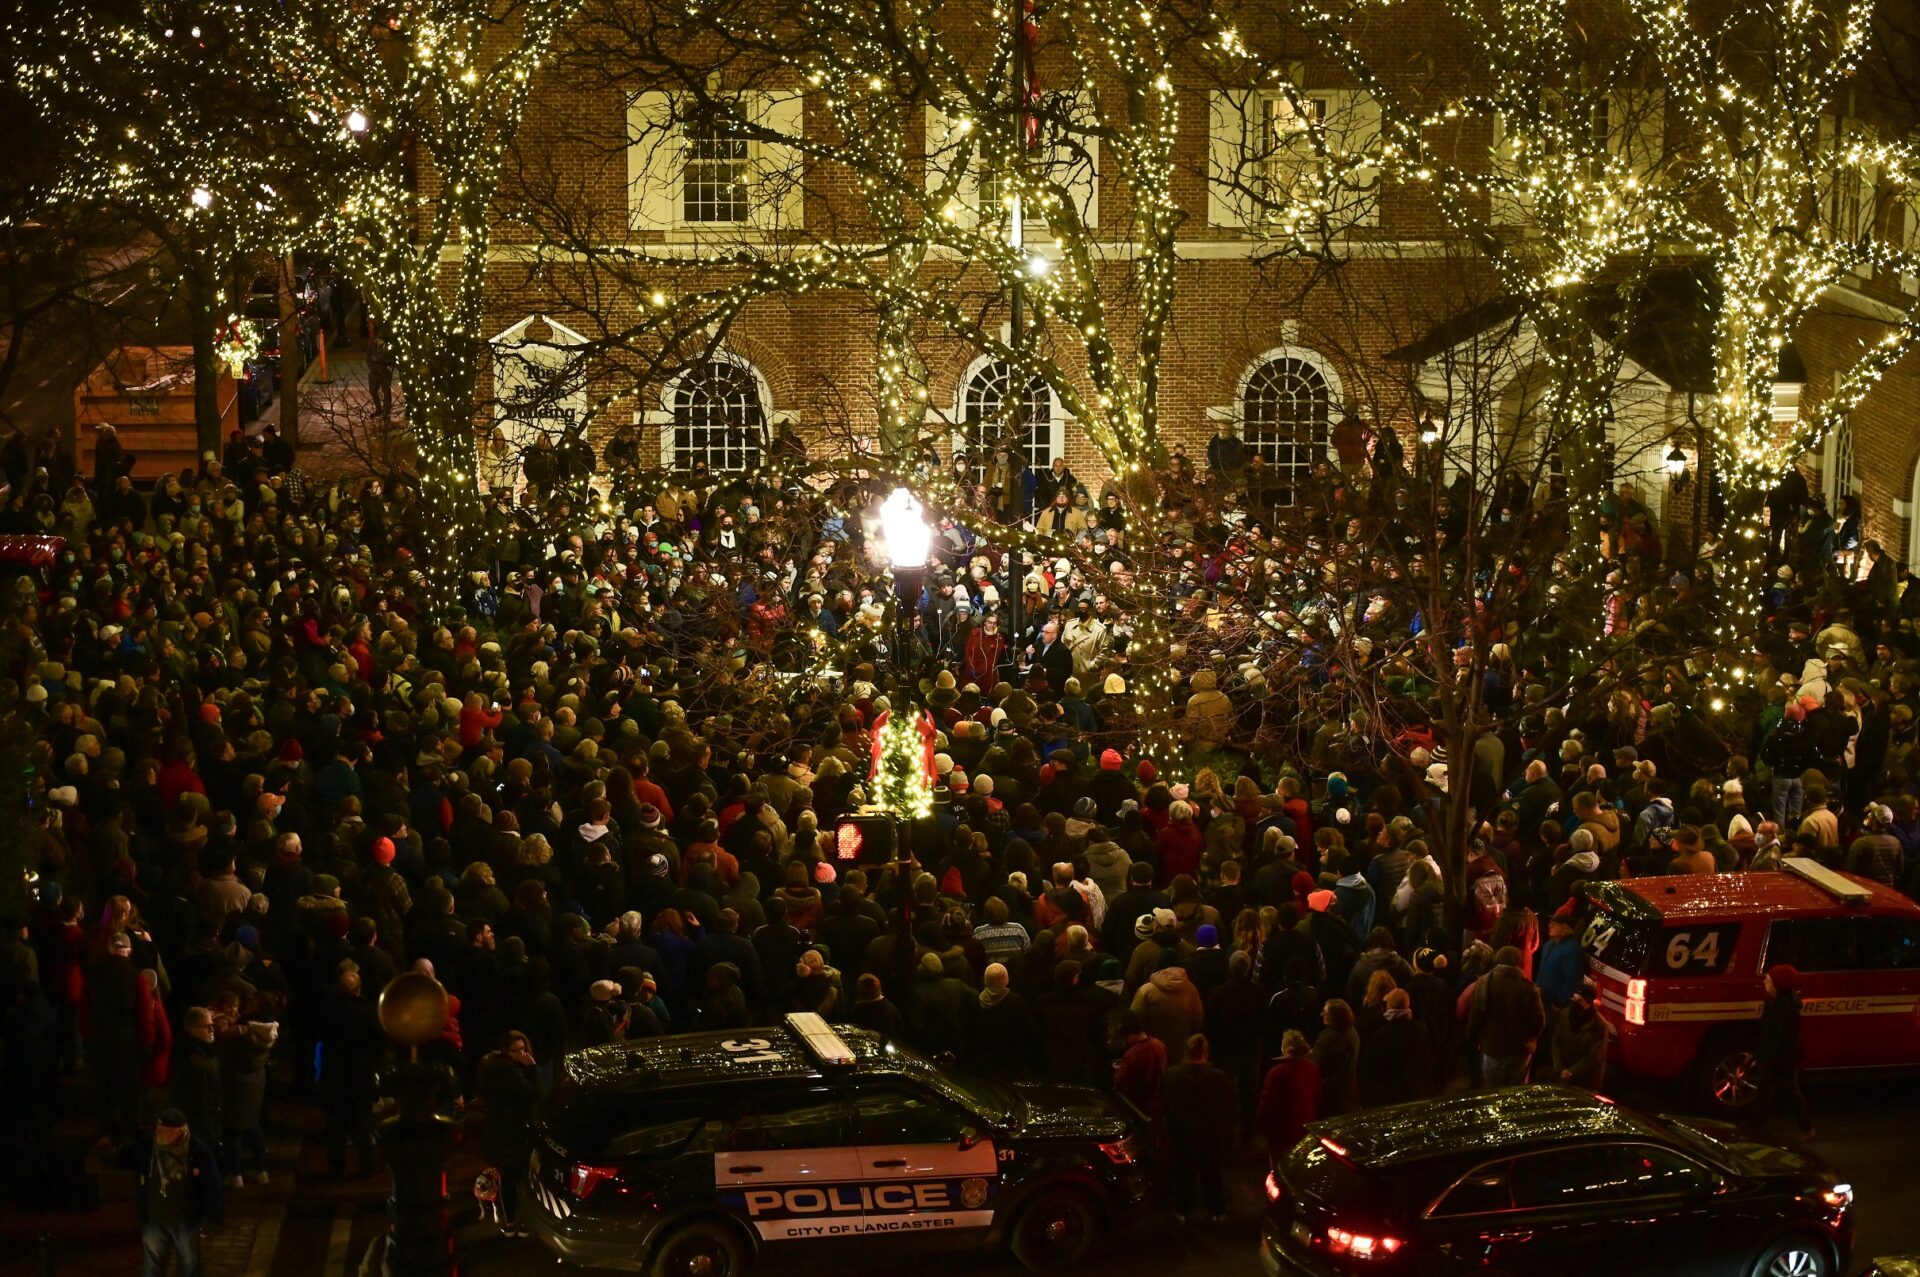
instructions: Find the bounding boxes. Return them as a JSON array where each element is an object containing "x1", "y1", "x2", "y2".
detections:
[
  {"x1": 1242, "y1": 355, "x2": 1330, "y2": 503},
  {"x1": 668, "y1": 359, "x2": 766, "y2": 473},
  {"x1": 959, "y1": 360, "x2": 1055, "y2": 474}
]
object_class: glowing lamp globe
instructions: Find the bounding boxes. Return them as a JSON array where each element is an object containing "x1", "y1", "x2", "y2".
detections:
[{"x1": 878, "y1": 487, "x2": 931, "y2": 570}]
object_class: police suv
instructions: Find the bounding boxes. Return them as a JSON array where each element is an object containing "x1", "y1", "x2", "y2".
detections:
[{"x1": 524, "y1": 1014, "x2": 1149, "y2": 1276}]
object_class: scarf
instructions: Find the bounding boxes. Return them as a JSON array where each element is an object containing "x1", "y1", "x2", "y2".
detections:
[{"x1": 150, "y1": 1136, "x2": 189, "y2": 1199}]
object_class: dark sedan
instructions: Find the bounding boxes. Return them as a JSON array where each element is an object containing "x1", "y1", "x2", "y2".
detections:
[{"x1": 1262, "y1": 1087, "x2": 1854, "y2": 1277}]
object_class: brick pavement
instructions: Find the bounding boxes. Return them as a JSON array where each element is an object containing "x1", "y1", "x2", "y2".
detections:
[
  {"x1": 0, "y1": 1069, "x2": 403, "y2": 1277},
  {"x1": 264, "y1": 346, "x2": 412, "y2": 481},
  {"x1": 0, "y1": 1121, "x2": 303, "y2": 1277}
]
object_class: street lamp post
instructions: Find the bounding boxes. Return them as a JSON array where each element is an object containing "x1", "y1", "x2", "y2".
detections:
[
  {"x1": 370, "y1": 972, "x2": 460, "y2": 1277},
  {"x1": 873, "y1": 486, "x2": 933, "y2": 987}
]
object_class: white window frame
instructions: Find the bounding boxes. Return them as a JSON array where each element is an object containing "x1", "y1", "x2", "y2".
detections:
[
  {"x1": 1820, "y1": 378, "x2": 1858, "y2": 513},
  {"x1": 681, "y1": 120, "x2": 752, "y2": 225},
  {"x1": 629, "y1": 90, "x2": 805, "y2": 235},
  {"x1": 1208, "y1": 88, "x2": 1381, "y2": 230},
  {"x1": 1261, "y1": 94, "x2": 1328, "y2": 210},
  {"x1": 925, "y1": 96, "x2": 1099, "y2": 232},
  {"x1": 1900, "y1": 199, "x2": 1919, "y2": 295},
  {"x1": 1231, "y1": 345, "x2": 1343, "y2": 503},
  {"x1": 949, "y1": 354, "x2": 1068, "y2": 475},
  {"x1": 1490, "y1": 89, "x2": 1664, "y2": 226},
  {"x1": 647, "y1": 354, "x2": 774, "y2": 474}
]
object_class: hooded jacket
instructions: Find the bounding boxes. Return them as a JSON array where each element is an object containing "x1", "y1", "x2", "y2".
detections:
[
  {"x1": 1546, "y1": 849, "x2": 1602, "y2": 914},
  {"x1": 1333, "y1": 873, "x2": 1376, "y2": 941},
  {"x1": 1083, "y1": 841, "x2": 1132, "y2": 901},
  {"x1": 1130, "y1": 966, "x2": 1205, "y2": 1064}
]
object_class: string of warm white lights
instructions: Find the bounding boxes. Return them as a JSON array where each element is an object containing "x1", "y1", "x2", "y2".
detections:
[{"x1": 267, "y1": 0, "x2": 581, "y2": 604}]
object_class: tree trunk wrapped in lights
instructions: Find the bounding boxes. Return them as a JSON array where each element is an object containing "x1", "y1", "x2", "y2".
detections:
[
  {"x1": 260, "y1": 0, "x2": 582, "y2": 607},
  {"x1": 18, "y1": 0, "x2": 303, "y2": 460},
  {"x1": 1626, "y1": 0, "x2": 1920, "y2": 621}
]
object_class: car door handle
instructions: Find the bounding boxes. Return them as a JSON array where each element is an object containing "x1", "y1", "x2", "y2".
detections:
[
  {"x1": 727, "y1": 1165, "x2": 764, "y2": 1174},
  {"x1": 1486, "y1": 1231, "x2": 1533, "y2": 1243},
  {"x1": 871, "y1": 1159, "x2": 910, "y2": 1168}
]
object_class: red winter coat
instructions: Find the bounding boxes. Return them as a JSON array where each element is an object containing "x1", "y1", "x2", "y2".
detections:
[
  {"x1": 1114, "y1": 1034, "x2": 1167, "y2": 1121},
  {"x1": 962, "y1": 629, "x2": 1008, "y2": 689},
  {"x1": 460, "y1": 705, "x2": 504, "y2": 748},
  {"x1": 1257, "y1": 1056, "x2": 1324, "y2": 1156},
  {"x1": 633, "y1": 778, "x2": 675, "y2": 827},
  {"x1": 158, "y1": 760, "x2": 207, "y2": 814},
  {"x1": 1156, "y1": 822, "x2": 1203, "y2": 885},
  {"x1": 46, "y1": 921, "x2": 89, "y2": 1013},
  {"x1": 137, "y1": 973, "x2": 173, "y2": 1089}
]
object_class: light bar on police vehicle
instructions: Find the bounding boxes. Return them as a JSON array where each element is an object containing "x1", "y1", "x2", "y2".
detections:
[
  {"x1": 1781, "y1": 857, "x2": 1873, "y2": 907},
  {"x1": 785, "y1": 1012, "x2": 856, "y2": 1066}
]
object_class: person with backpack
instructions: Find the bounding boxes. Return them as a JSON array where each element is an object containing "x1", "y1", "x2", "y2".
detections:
[
  {"x1": 1467, "y1": 946, "x2": 1545, "y2": 1088},
  {"x1": 1629, "y1": 780, "x2": 1677, "y2": 874},
  {"x1": 1462, "y1": 841, "x2": 1508, "y2": 947},
  {"x1": 1761, "y1": 701, "x2": 1814, "y2": 826}
]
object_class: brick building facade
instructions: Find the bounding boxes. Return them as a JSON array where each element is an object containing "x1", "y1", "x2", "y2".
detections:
[{"x1": 472, "y1": 23, "x2": 1920, "y2": 567}]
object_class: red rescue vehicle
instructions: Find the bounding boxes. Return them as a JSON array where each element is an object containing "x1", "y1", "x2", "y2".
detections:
[{"x1": 1580, "y1": 858, "x2": 1920, "y2": 1111}]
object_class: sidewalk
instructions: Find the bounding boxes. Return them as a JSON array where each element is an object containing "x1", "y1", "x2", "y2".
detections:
[
  {"x1": 253, "y1": 343, "x2": 410, "y2": 479},
  {"x1": 0, "y1": 1118, "x2": 304, "y2": 1277}
]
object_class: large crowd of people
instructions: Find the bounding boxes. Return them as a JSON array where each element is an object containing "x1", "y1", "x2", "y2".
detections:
[{"x1": 2, "y1": 405, "x2": 1919, "y2": 1264}]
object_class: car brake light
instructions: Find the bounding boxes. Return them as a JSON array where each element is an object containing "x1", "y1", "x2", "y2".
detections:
[
  {"x1": 1097, "y1": 1139, "x2": 1136, "y2": 1166},
  {"x1": 1265, "y1": 1171, "x2": 1282, "y2": 1202},
  {"x1": 568, "y1": 1162, "x2": 621, "y2": 1199},
  {"x1": 1623, "y1": 978, "x2": 1647, "y2": 1026},
  {"x1": 1320, "y1": 1137, "x2": 1350, "y2": 1159},
  {"x1": 1326, "y1": 1226, "x2": 1402, "y2": 1258}
]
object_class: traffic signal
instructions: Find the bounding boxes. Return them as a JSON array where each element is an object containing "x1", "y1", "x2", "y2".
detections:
[{"x1": 834, "y1": 812, "x2": 897, "y2": 866}]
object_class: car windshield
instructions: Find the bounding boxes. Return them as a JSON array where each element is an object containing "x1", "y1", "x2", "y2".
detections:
[{"x1": 881, "y1": 1041, "x2": 1012, "y2": 1120}]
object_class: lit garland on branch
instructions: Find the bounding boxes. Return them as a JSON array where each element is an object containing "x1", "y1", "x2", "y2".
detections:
[
  {"x1": 1626, "y1": 0, "x2": 1920, "y2": 582},
  {"x1": 264, "y1": 0, "x2": 581, "y2": 610},
  {"x1": 17, "y1": 1, "x2": 306, "y2": 455},
  {"x1": 1273, "y1": 0, "x2": 1681, "y2": 583}
]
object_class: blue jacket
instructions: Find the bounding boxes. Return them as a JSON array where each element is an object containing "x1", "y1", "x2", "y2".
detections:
[
  {"x1": 1334, "y1": 873, "x2": 1376, "y2": 940},
  {"x1": 1535, "y1": 937, "x2": 1585, "y2": 1009},
  {"x1": 113, "y1": 1134, "x2": 224, "y2": 1228}
]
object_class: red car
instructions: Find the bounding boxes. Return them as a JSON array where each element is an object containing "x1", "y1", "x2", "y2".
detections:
[{"x1": 1580, "y1": 858, "x2": 1920, "y2": 1110}]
